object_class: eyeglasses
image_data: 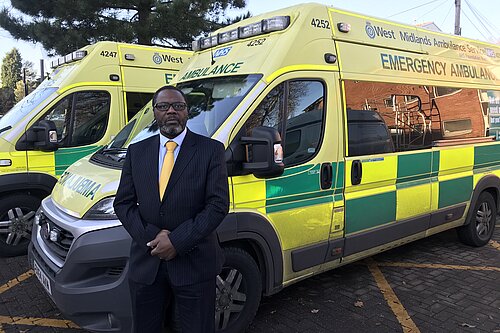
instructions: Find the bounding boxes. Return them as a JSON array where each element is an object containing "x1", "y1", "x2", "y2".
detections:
[{"x1": 154, "y1": 102, "x2": 187, "y2": 112}]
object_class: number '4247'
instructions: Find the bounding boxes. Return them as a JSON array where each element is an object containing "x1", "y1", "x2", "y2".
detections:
[{"x1": 311, "y1": 18, "x2": 330, "y2": 29}]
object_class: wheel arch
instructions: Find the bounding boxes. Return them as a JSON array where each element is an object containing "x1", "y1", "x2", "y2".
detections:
[
  {"x1": 466, "y1": 174, "x2": 500, "y2": 225},
  {"x1": 217, "y1": 212, "x2": 283, "y2": 296},
  {"x1": 0, "y1": 173, "x2": 57, "y2": 200}
]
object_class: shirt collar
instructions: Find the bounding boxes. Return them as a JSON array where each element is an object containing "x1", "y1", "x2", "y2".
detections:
[{"x1": 159, "y1": 127, "x2": 187, "y2": 148}]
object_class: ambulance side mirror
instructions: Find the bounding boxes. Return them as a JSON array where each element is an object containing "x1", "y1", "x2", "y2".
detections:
[
  {"x1": 239, "y1": 126, "x2": 284, "y2": 179},
  {"x1": 16, "y1": 120, "x2": 59, "y2": 152}
]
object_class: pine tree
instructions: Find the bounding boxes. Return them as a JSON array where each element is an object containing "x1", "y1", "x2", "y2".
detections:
[
  {"x1": 14, "y1": 61, "x2": 38, "y2": 102},
  {"x1": 1, "y1": 47, "x2": 22, "y2": 90},
  {"x1": 0, "y1": 0, "x2": 248, "y2": 56}
]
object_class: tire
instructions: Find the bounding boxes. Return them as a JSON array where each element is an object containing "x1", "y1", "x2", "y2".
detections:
[
  {"x1": 457, "y1": 192, "x2": 497, "y2": 247},
  {"x1": 0, "y1": 194, "x2": 41, "y2": 257},
  {"x1": 216, "y1": 247, "x2": 262, "y2": 333}
]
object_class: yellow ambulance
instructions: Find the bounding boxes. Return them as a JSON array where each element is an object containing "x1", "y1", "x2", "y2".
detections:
[
  {"x1": 0, "y1": 41, "x2": 191, "y2": 256},
  {"x1": 30, "y1": 4, "x2": 499, "y2": 332}
]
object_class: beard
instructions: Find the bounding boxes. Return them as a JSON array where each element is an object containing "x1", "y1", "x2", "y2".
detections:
[{"x1": 158, "y1": 118, "x2": 187, "y2": 138}]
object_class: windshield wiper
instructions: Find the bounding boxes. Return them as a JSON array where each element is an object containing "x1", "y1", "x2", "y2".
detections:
[
  {"x1": 102, "y1": 147, "x2": 127, "y2": 154},
  {"x1": 0, "y1": 126, "x2": 12, "y2": 134}
]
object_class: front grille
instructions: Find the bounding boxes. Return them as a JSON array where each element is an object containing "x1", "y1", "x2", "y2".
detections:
[{"x1": 38, "y1": 212, "x2": 74, "y2": 261}]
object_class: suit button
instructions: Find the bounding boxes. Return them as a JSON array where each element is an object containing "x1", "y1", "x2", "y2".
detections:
[{"x1": 160, "y1": 212, "x2": 165, "y2": 217}]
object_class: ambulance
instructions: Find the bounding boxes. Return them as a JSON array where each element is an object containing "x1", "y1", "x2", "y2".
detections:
[
  {"x1": 0, "y1": 41, "x2": 191, "y2": 256},
  {"x1": 30, "y1": 4, "x2": 499, "y2": 332}
]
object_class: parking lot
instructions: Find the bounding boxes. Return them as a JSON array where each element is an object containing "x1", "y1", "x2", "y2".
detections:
[{"x1": 0, "y1": 225, "x2": 499, "y2": 333}]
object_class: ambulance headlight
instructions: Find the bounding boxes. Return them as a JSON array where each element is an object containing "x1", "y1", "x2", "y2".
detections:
[
  {"x1": 262, "y1": 16, "x2": 290, "y2": 32},
  {"x1": 84, "y1": 197, "x2": 117, "y2": 220}
]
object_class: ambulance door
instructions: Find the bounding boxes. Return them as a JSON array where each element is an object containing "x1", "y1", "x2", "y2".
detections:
[
  {"x1": 232, "y1": 71, "x2": 337, "y2": 282},
  {"x1": 342, "y1": 80, "x2": 433, "y2": 259},
  {"x1": 25, "y1": 87, "x2": 120, "y2": 177}
]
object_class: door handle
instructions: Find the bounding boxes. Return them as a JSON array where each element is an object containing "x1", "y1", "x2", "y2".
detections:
[
  {"x1": 351, "y1": 160, "x2": 362, "y2": 185},
  {"x1": 320, "y1": 162, "x2": 333, "y2": 190}
]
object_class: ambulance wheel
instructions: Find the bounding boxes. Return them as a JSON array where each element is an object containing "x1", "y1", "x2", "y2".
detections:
[
  {"x1": 0, "y1": 194, "x2": 40, "y2": 257},
  {"x1": 215, "y1": 247, "x2": 262, "y2": 333},
  {"x1": 457, "y1": 192, "x2": 496, "y2": 247}
]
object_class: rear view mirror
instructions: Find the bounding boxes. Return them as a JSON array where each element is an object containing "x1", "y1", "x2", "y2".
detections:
[
  {"x1": 235, "y1": 126, "x2": 284, "y2": 179},
  {"x1": 16, "y1": 120, "x2": 58, "y2": 152}
]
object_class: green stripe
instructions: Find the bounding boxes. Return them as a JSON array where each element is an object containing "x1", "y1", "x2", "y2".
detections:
[
  {"x1": 396, "y1": 174, "x2": 429, "y2": 185},
  {"x1": 334, "y1": 194, "x2": 343, "y2": 202},
  {"x1": 266, "y1": 164, "x2": 320, "y2": 199},
  {"x1": 336, "y1": 161, "x2": 345, "y2": 189},
  {"x1": 54, "y1": 146, "x2": 100, "y2": 176},
  {"x1": 432, "y1": 151, "x2": 440, "y2": 173},
  {"x1": 267, "y1": 190, "x2": 333, "y2": 206},
  {"x1": 345, "y1": 191, "x2": 396, "y2": 234},
  {"x1": 438, "y1": 176, "x2": 473, "y2": 208},
  {"x1": 473, "y1": 161, "x2": 500, "y2": 170},
  {"x1": 281, "y1": 164, "x2": 314, "y2": 177},
  {"x1": 334, "y1": 188, "x2": 343, "y2": 194},
  {"x1": 396, "y1": 178, "x2": 430, "y2": 189},
  {"x1": 397, "y1": 152, "x2": 431, "y2": 178},
  {"x1": 474, "y1": 144, "x2": 500, "y2": 166},
  {"x1": 267, "y1": 196, "x2": 332, "y2": 213}
]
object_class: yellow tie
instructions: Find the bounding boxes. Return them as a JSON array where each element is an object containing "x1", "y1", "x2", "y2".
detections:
[{"x1": 159, "y1": 141, "x2": 177, "y2": 201}]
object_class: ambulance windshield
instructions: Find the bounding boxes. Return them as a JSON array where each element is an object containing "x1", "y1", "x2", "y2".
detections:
[{"x1": 94, "y1": 74, "x2": 261, "y2": 165}]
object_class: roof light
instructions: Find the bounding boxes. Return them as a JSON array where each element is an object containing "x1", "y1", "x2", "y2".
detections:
[
  {"x1": 262, "y1": 16, "x2": 290, "y2": 32},
  {"x1": 192, "y1": 15, "x2": 291, "y2": 52},
  {"x1": 218, "y1": 29, "x2": 238, "y2": 44},
  {"x1": 192, "y1": 40, "x2": 201, "y2": 51},
  {"x1": 199, "y1": 35, "x2": 218, "y2": 50},
  {"x1": 72, "y1": 50, "x2": 87, "y2": 60},
  {"x1": 50, "y1": 49, "x2": 88, "y2": 68},
  {"x1": 337, "y1": 22, "x2": 351, "y2": 33},
  {"x1": 239, "y1": 22, "x2": 263, "y2": 39}
]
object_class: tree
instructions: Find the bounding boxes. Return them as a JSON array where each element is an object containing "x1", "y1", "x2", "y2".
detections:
[
  {"x1": 0, "y1": 0, "x2": 249, "y2": 56},
  {"x1": 1, "y1": 47, "x2": 22, "y2": 90},
  {"x1": 0, "y1": 88, "x2": 15, "y2": 115},
  {"x1": 14, "y1": 61, "x2": 38, "y2": 102}
]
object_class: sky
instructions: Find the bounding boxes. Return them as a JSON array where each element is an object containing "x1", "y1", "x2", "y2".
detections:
[{"x1": 0, "y1": 0, "x2": 498, "y2": 76}]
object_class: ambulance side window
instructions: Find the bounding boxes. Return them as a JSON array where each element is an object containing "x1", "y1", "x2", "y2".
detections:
[
  {"x1": 125, "y1": 92, "x2": 154, "y2": 121},
  {"x1": 42, "y1": 95, "x2": 72, "y2": 143},
  {"x1": 244, "y1": 80, "x2": 325, "y2": 166},
  {"x1": 41, "y1": 91, "x2": 110, "y2": 147},
  {"x1": 71, "y1": 91, "x2": 110, "y2": 146}
]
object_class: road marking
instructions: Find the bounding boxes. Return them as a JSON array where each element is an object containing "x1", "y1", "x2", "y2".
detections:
[
  {"x1": 378, "y1": 262, "x2": 500, "y2": 272},
  {"x1": 0, "y1": 270, "x2": 34, "y2": 295},
  {"x1": 366, "y1": 258, "x2": 421, "y2": 333},
  {"x1": 489, "y1": 240, "x2": 500, "y2": 251},
  {"x1": 0, "y1": 315, "x2": 78, "y2": 328}
]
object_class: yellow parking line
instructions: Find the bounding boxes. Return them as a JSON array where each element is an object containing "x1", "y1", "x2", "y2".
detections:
[
  {"x1": 0, "y1": 315, "x2": 79, "y2": 328},
  {"x1": 489, "y1": 240, "x2": 500, "y2": 251},
  {"x1": 378, "y1": 262, "x2": 500, "y2": 272},
  {"x1": 366, "y1": 258, "x2": 421, "y2": 333},
  {"x1": 0, "y1": 270, "x2": 34, "y2": 295}
]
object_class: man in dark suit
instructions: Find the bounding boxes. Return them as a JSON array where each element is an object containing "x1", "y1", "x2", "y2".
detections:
[{"x1": 114, "y1": 85, "x2": 229, "y2": 333}]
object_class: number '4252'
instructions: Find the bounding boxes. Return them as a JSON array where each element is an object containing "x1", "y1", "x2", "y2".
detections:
[{"x1": 311, "y1": 18, "x2": 330, "y2": 29}]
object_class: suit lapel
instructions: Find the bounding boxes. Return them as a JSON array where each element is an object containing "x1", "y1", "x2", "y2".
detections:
[
  {"x1": 162, "y1": 130, "x2": 197, "y2": 203},
  {"x1": 143, "y1": 135, "x2": 161, "y2": 202}
]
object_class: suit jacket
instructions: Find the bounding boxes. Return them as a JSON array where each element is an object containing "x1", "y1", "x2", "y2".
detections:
[{"x1": 114, "y1": 129, "x2": 229, "y2": 286}]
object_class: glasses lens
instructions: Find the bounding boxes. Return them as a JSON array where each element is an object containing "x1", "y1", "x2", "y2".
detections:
[
  {"x1": 155, "y1": 102, "x2": 186, "y2": 111},
  {"x1": 172, "y1": 102, "x2": 186, "y2": 111}
]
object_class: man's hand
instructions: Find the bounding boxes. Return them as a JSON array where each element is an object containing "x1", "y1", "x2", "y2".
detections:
[{"x1": 147, "y1": 230, "x2": 177, "y2": 260}]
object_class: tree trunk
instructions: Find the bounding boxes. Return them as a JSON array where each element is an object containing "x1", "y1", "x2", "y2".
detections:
[{"x1": 137, "y1": 0, "x2": 153, "y2": 45}]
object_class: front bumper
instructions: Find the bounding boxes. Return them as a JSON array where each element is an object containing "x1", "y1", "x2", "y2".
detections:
[{"x1": 29, "y1": 197, "x2": 132, "y2": 332}]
